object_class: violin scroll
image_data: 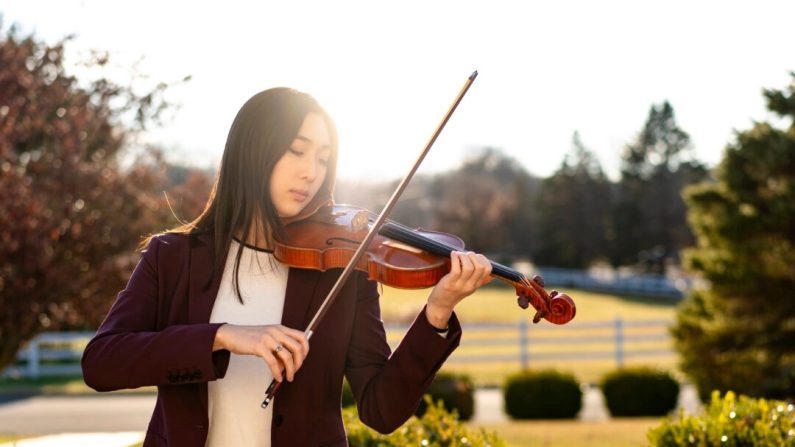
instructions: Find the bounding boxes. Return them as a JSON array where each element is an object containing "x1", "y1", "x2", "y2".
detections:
[{"x1": 515, "y1": 274, "x2": 576, "y2": 325}]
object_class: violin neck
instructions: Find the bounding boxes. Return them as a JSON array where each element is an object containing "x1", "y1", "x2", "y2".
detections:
[{"x1": 378, "y1": 222, "x2": 526, "y2": 284}]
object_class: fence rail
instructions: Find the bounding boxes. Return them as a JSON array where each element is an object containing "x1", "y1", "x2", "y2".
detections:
[
  {"x1": 3, "y1": 318, "x2": 675, "y2": 379},
  {"x1": 3, "y1": 331, "x2": 94, "y2": 379},
  {"x1": 387, "y1": 317, "x2": 675, "y2": 370}
]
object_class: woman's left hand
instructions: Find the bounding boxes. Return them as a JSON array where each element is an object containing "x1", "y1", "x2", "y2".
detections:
[{"x1": 425, "y1": 251, "x2": 492, "y2": 330}]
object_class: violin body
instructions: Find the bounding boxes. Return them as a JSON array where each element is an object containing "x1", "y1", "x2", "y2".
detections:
[
  {"x1": 274, "y1": 204, "x2": 576, "y2": 325},
  {"x1": 276, "y1": 205, "x2": 464, "y2": 288}
]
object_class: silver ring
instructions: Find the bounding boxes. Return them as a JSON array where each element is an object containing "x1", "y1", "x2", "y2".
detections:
[{"x1": 275, "y1": 344, "x2": 284, "y2": 353}]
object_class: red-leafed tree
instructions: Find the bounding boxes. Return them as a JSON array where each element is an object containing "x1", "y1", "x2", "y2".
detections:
[{"x1": 0, "y1": 24, "x2": 209, "y2": 371}]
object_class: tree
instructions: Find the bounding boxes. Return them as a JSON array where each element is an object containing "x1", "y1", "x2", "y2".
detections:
[
  {"x1": 613, "y1": 101, "x2": 707, "y2": 269},
  {"x1": 431, "y1": 147, "x2": 540, "y2": 257},
  {"x1": 0, "y1": 24, "x2": 192, "y2": 371},
  {"x1": 533, "y1": 132, "x2": 612, "y2": 268},
  {"x1": 672, "y1": 73, "x2": 795, "y2": 399}
]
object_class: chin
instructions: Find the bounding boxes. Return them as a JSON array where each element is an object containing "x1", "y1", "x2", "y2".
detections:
[{"x1": 276, "y1": 204, "x2": 303, "y2": 219}]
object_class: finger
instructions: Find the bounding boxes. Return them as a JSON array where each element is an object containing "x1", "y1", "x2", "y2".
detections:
[
  {"x1": 449, "y1": 251, "x2": 462, "y2": 278},
  {"x1": 475, "y1": 254, "x2": 493, "y2": 285},
  {"x1": 274, "y1": 345, "x2": 296, "y2": 381},
  {"x1": 262, "y1": 351, "x2": 284, "y2": 382},
  {"x1": 280, "y1": 327, "x2": 310, "y2": 358},
  {"x1": 462, "y1": 253, "x2": 490, "y2": 291},
  {"x1": 279, "y1": 340, "x2": 306, "y2": 382},
  {"x1": 456, "y1": 252, "x2": 476, "y2": 285},
  {"x1": 274, "y1": 334, "x2": 305, "y2": 361}
]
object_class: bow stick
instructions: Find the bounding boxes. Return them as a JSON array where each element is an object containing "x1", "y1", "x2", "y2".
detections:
[{"x1": 262, "y1": 71, "x2": 479, "y2": 408}]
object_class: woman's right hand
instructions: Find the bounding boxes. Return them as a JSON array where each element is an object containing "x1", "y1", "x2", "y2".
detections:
[{"x1": 213, "y1": 324, "x2": 309, "y2": 382}]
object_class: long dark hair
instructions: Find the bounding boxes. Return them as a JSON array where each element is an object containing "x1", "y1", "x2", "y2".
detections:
[{"x1": 145, "y1": 87, "x2": 338, "y2": 301}]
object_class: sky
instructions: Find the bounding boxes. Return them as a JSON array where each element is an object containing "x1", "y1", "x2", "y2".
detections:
[{"x1": 2, "y1": 0, "x2": 793, "y2": 182}]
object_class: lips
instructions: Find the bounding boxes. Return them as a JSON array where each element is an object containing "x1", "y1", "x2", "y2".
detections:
[{"x1": 289, "y1": 189, "x2": 309, "y2": 202}]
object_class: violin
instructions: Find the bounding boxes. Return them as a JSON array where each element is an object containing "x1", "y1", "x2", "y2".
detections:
[{"x1": 274, "y1": 203, "x2": 576, "y2": 325}]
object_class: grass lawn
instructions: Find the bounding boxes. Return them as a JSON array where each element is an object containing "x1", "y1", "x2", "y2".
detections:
[
  {"x1": 471, "y1": 418, "x2": 660, "y2": 447},
  {"x1": 378, "y1": 284, "x2": 677, "y2": 323}
]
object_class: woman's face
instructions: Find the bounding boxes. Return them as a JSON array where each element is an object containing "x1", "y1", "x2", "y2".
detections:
[{"x1": 269, "y1": 112, "x2": 331, "y2": 218}]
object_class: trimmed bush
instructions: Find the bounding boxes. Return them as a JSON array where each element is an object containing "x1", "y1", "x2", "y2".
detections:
[
  {"x1": 345, "y1": 396, "x2": 506, "y2": 446},
  {"x1": 415, "y1": 372, "x2": 475, "y2": 421},
  {"x1": 648, "y1": 391, "x2": 795, "y2": 446},
  {"x1": 600, "y1": 367, "x2": 679, "y2": 416},
  {"x1": 503, "y1": 369, "x2": 582, "y2": 419}
]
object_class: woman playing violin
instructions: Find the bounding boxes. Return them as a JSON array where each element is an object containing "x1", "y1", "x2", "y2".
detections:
[{"x1": 81, "y1": 87, "x2": 493, "y2": 447}]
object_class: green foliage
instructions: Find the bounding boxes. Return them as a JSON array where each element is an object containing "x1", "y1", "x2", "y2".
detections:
[
  {"x1": 600, "y1": 367, "x2": 680, "y2": 416},
  {"x1": 673, "y1": 74, "x2": 795, "y2": 399},
  {"x1": 503, "y1": 369, "x2": 582, "y2": 419},
  {"x1": 534, "y1": 132, "x2": 613, "y2": 268},
  {"x1": 647, "y1": 391, "x2": 795, "y2": 446},
  {"x1": 415, "y1": 372, "x2": 475, "y2": 421},
  {"x1": 342, "y1": 378, "x2": 355, "y2": 408},
  {"x1": 344, "y1": 396, "x2": 506, "y2": 447},
  {"x1": 613, "y1": 101, "x2": 707, "y2": 268}
]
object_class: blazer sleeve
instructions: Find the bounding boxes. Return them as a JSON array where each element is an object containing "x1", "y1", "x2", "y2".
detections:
[
  {"x1": 344, "y1": 274, "x2": 461, "y2": 434},
  {"x1": 81, "y1": 236, "x2": 230, "y2": 392}
]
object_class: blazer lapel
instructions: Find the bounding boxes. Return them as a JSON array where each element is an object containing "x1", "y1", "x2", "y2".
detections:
[
  {"x1": 188, "y1": 233, "x2": 222, "y2": 325},
  {"x1": 281, "y1": 267, "x2": 324, "y2": 331},
  {"x1": 186, "y1": 233, "x2": 223, "y2": 414}
]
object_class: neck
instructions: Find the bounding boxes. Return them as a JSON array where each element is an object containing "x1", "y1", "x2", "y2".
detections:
[{"x1": 234, "y1": 222, "x2": 271, "y2": 250}]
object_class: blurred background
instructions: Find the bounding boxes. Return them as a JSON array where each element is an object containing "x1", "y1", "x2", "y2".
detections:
[{"x1": 1, "y1": 1, "x2": 793, "y2": 446}]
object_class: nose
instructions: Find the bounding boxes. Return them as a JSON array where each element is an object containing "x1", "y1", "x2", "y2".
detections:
[{"x1": 300, "y1": 156, "x2": 319, "y2": 183}]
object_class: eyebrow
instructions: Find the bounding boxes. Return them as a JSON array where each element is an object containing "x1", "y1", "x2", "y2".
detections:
[{"x1": 294, "y1": 135, "x2": 331, "y2": 151}]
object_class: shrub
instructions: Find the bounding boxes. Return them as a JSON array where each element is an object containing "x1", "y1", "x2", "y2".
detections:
[
  {"x1": 600, "y1": 367, "x2": 680, "y2": 416},
  {"x1": 647, "y1": 391, "x2": 795, "y2": 446},
  {"x1": 345, "y1": 396, "x2": 506, "y2": 446},
  {"x1": 342, "y1": 379, "x2": 355, "y2": 408},
  {"x1": 415, "y1": 372, "x2": 475, "y2": 421},
  {"x1": 503, "y1": 369, "x2": 582, "y2": 419}
]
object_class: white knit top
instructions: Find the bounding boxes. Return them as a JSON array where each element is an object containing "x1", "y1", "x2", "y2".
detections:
[{"x1": 205, "y1": 240, "x2": 288, "y2": 447}]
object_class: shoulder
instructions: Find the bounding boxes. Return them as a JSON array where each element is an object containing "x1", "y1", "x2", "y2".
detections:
[{"x1": 142, "y1": 232, "x2": 212, "y2": 260}]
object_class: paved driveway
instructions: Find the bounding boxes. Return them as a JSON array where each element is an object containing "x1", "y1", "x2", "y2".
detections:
[{"x1": 0, "y1": 385, "x2": 700, "y2": 435}]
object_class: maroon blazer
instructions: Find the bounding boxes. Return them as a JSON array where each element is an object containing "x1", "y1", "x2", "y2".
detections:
[{"x1": 81, "y1": 232, "x2": 461, "y2": 446}]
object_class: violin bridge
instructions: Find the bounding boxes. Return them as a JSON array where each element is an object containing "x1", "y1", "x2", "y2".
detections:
[{"x1": 351, "y1": 211, "x2": 369, "y2": 233}]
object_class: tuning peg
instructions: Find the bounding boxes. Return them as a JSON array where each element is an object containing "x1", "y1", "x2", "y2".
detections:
[
  {"x1": 517, "y1": 295, "x2": 530, "y2": 309},
  {"x1": 532, "y1": 275, "x2": 545, "y2": 287}
]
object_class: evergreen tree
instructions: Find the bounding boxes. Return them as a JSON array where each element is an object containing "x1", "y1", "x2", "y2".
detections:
[
  {"x1": 533, "y1": 132, "x2": 611, "y2": 268},
  {"x1": 613, "y1": 101, "x2": 707, "y2": 269},
  {"x1": 672, "y1": 73, "x2": 795, "y2": 399}
]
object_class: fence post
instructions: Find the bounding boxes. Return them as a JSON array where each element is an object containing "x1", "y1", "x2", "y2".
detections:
[
  {"x1": 26, "y1": 338, "x2": 40, "y2": 379},
  {"x1": 614, "y1": 317, "x2": 624, "y2": 368},
  {"x1": 519, "y1": 319, "x2": 529, "y2": 369}
]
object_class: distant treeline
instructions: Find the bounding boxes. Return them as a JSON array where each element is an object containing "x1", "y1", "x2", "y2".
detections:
[{"x1": 335, "y1": 101, "x2": 709, "y2": 272}]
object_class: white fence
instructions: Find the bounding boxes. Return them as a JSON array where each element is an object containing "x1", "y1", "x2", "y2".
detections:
[
  {"x1": 4, "y1": 318, "x2": 675, "y2": 379},
  {"x1": 387, "y1": 317, "x2": 675, "y2": 370},
  {"x1": 2, "y1": 331, "x2": 94, "y2": 379}
]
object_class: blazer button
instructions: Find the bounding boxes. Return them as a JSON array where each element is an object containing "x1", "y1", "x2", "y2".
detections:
[{"x1": 274, "y1": 414, "x2": 284, "y2": 427}]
